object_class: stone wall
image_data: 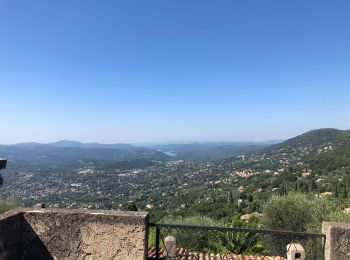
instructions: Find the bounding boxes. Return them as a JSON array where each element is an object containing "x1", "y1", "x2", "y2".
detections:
[
  {"x1": 322, "y1": 222, "x2": 350, "y2": 260},
  {"x1": 0, "y1": 210, "x2": 22, "y2": 259},
  {"x1": 0, "y1": 208, "x2": 149, "y2": 260}
]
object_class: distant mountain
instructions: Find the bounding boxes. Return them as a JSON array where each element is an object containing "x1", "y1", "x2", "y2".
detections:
[
  {"x1": 15, "y1": 140, "x2": 134, "y2": 149},
  {"x1": 48, "y1": 140, "x2": 134, "y2": 149},
  {"x1": 48, "y1": 140, "x2": 84, "y2": 147},
  {"x1": 259, "y1": 140, "x2": 284, "y2": 146},
  {"x1": 222, "y1": 128, "x2": 350, "y2": 176},
  {"x1": 6, "y1": 130, "x2": 349, "y2": 165},
  {"x1": 0, "y1": 144, "x2": 170, "y2": 165},
  {"x1": 277, "y1": 128, "x2": 350, "y2": 147},
  {"x1": 264, "y1": 128, "x2": 350, "y2": 159},
  {"x1": 0, "y1": 140, "x2": 284, "y2": 164},
  {"x1": 152, "y1": 141, "x2": 280, "y2": 162}
]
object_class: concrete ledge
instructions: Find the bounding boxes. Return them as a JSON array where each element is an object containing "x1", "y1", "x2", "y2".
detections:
[{"x1": 0, "y1": 208, "x2": 149, "y2": 260}]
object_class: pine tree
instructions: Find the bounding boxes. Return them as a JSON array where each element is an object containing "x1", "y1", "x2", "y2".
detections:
[
  {"x1": 248, "y1": 194, "x2": 253, "y2": 202},
  {"x1": 335, "y1": 184, "x2": 339, "y2": 197},
  {"x1": 227, "y1": 190, "x2": 234, "y2": 204},
  {"x1": 342, "y1": 187, "x2": 348, "y2": 199},
  {"x1": 311, "y1": 180, "x2": 317, "y2": 192}
]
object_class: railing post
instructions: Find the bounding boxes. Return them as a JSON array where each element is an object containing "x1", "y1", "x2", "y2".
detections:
[
  {"x1": 286, "y1": 243, "x2": 305, "y2": 260},
  {"x1": 164, "y1": 236, "x2": 176, "y2": 259},
  {"x1": 312, "y1": 237, "x2": 317, "y2": 260},
  {"x1": 155, "y1": 226, "x2": 160, "y2": 259}
]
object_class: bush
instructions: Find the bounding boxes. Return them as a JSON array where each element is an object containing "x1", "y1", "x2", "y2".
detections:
[
  {"x1": 0, "y1": 197, "x2": 17, "y2": 214},
  {"x1": 157, "y1": 215, "x2": 219, "y2": 252},
  {"x1": 261, "y1": 193, "x2": 320, "y2": 232},
  {"x1": 260, "y1": 192, "x2": 346, "y2": 256},
  {"x1": 307, "y1": 207, "x2": 350, "y2": 233},
  {"x1": 218, "y1": 215, "x2": 264, "y2": 255},
  {"x1": 150, "y1": 215, "x2": 263, "y2": 255}
]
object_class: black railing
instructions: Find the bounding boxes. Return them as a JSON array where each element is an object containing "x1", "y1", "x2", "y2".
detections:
[
  {"x1": 0, "y1": 158, "x2": 6, "y2": 170},
  {"x1": 0, "y1": 158, "x2": 6, "y2": 186},
  {"x1": 148, "y1": 223, "x2": 326, "y2": 260}
]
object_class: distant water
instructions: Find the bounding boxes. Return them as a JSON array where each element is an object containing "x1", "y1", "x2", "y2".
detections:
[{"x1": 163, "y1": 151, "x2": 177, "y2": 156}]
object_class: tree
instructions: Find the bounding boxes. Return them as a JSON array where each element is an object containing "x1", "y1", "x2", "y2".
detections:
[
  {"x1": 260, "y1": 192, "x2": 346, "y2": 256},
  {"x1": 278, "y1": 184, "x2": 287, "y2": 196},
  {"x1": 227, "y1": 190, "x2": 234, "y2": 204},
  {"x1": 239, "y1": 192, "x2": 247, "y2": 200},
  {"x1": 127, "y1": 202, "x2": 138, "y2": 211},
  {"x1": 342, "y1": 187, "x2": 348, "y2": 199},
  {"x1": 303, "y1": 182, "x2": 309, "y2": 193},
  {"x1": 335, "y1": 184, "x2": 339, "y2": 197},
  {"x1": 248, "y1": 194, "x2": 253, "y2": 203},
  {"x1": 310, "y1": 180, "x2": 317, "y2": 192}
]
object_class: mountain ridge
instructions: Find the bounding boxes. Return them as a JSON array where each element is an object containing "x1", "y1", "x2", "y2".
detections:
[
  {"x1": 2, "y1": 140, "x2": 282, "y2": 163},
  {"x1": 3, "y1": 129, "x2": 349, "y2": 164}
]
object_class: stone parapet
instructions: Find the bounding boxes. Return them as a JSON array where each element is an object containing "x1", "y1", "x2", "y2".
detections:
[
  {"x1": 322, "y1": 221, "x2": 350, "y2": 260},
  {"x1": 0, "y1": 208, "x2": 149, "y2": 260}
]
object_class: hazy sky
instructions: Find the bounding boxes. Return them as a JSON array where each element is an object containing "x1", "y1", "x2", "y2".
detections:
[{"x1": 1, "y1": 1, "x2": 350, "y2": 144}]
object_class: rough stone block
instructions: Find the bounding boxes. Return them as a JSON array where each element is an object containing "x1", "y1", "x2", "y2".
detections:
[
  {"x1": 0, "y1": 208, "x2": 149, "y2": 260},
  {"x1": 322, "y1": 222, "x2": 350, "y2": 260}
]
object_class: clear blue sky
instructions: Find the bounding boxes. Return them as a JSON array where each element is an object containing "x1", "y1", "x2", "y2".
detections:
[{"x1": 1, "y1": 1, "x2": 349, "y2": 144}]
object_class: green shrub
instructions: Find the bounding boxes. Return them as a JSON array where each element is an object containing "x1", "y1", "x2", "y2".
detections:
[
  {"x1": 150, "y1": 215, "x2": 263, "y2": 255},
  {"x1": 260, "y1": 192, "x2": 345, "y2": 256},
  {"x1": 217, "y1": 215, "x2": 264, "y2": 255},
  {"x1": 156, "y1": 215, "x2": 219, "y2": 252},
  {"x1": 0, "y1": 197, "x2": 17, "y2": 214},
  {"x1": 307, "y1": 208, "x2": 350, "y2": 233},
  {"x1": 261, "y1": 193, "x2": 319, "y2": 232}
]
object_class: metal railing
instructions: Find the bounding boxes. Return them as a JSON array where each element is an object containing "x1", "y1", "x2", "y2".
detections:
[
  {"x1": 148, "y1": 222, "x2": 326, "y2": 260},
  {"x1": 0, "y1": 158, "x2": 6, "y2": 170},
  {"x1": 0, "y1": 158, "x2": 6, "y2": 186}
]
